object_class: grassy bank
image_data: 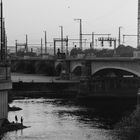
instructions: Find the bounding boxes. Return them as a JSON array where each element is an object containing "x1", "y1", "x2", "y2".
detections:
[{"x1": 115, "y1": 105, "x2": 140, "y2": 140}]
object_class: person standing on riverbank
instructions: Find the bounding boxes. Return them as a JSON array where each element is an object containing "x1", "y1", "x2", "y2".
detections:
[
  {"x1": 21, "y1": 116, "x2": 23, "y2": 125},
  {"x1": 15, "y1": 115, "x2": 18, "y2": 123}
]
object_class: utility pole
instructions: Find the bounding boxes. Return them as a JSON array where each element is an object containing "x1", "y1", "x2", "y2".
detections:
[
  {"x1": 41, "y1": 38, "x2": 43, "y2": 56},
  {"x1": 59, "y1": 26, "x2": 63, "y2": 53},
  {"x1": 25, "y1": 34, "x2": 28, "y2": 52},
  {"x1": 1, "y1": 0, "x2": 3, "y2": 60},
  {"x1": 66, "y1": 36, "x2": 69, "y2": 55},
  {"x1": 138, "y1": 0, "x2": 140, "y2": 49},
  {"x1": 54, "y1": 39, "x2": 56, "y2": 56},
  {"x1": 3, "y1": 19, "x2": 6, "y2": 60},
  {"x1": 5, "y1": 35, "x2": 7, "y2": 60},
  {"x1": 15, "y1": 40, "x2": 17, "y2": 55},
  {"x1": 118, "y1": 26, "x2": 122, "y2": 47},
  {"x1": 74, "y1": 18, "x2": 82, "y2": 50},
  {"x1": 44, "y1": 31, "x2": 47, "y2": 54},
  {"x1": 114, "y1": 39, "x2": 117, "y2": 56},
  {"x1": 92, "y1": 32, "x2": 94, "y2": 49}
]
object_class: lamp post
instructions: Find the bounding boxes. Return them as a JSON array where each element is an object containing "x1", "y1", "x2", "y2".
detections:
[{"x1": 74, "y1": 18, "x2": 82, "y2": 50}]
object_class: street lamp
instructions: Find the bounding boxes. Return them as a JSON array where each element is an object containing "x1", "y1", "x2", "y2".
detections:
[{"x1": 74, "y1": 18, "x2": 82, "y2": 50}]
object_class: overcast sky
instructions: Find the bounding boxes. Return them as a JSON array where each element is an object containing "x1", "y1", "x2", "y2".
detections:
[{"x1": 4, "y1": 0, "x2": 138, "y2": 48}]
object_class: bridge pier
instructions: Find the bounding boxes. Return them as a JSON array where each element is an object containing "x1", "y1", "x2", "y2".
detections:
[
  {"x1": 79, "y1": 76, "x2": 140, "y2": 99},
  {"x1": 77, "y1": 59, "x2": 140, "y2": 98},
  {"x1": 78, "y1": 61, "x2": 91, "y2": 97}
]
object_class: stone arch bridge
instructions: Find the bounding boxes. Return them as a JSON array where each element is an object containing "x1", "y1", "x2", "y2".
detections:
[
  {"x1": 58, "y1": 57, "x2": 140, "y2": 97},
  {"x1": 11, "y1": 57, "x2": 140, "y2": 97},
  {"x1": 60, "y1": 57, "x2": 140, "y2": 77},
  {"x1": 11, "y1": 57, "x2": 140, "y2": 77}
]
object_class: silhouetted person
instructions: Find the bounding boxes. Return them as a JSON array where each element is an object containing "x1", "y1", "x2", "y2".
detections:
[
  {"x1": 15, "y1": 115, "x2": 18, "y2": 123},
  {"x1": 57, "y1": 48, "x2": 61, "y2": 57},
  {"x1": 21, "y1": 116, "x2": 23, "y2": 125}
]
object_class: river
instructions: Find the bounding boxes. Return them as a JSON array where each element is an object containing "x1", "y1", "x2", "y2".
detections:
[{"x1": 2, "y1": 98, "x2": 136, "y2": 140}]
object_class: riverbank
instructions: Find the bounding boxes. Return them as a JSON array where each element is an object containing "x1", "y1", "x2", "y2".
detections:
[
  {"x1": 0, "y1": 120, "x2": 28, "y2": 138},
  {"x1": 0, "y1": 123, "x2": 27, "y2": 133},
  {"x1": 115, "y1": 105, "x2": 140, "y2": 139},
  {"x1": 8, "y1": 105, "x2": 22, "y2": 111}
]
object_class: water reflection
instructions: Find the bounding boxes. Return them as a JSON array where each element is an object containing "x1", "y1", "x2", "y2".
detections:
[{"x1": 2, "y1": 98, "x2": 137, "y2": 140}]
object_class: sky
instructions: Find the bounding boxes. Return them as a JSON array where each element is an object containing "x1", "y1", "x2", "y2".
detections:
[{"x1": 3, "y1": 0, "x2": 138, "y2": 49}]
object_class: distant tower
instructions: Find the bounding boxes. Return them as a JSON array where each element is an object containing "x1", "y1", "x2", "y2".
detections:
[{"x1": 138, "y1": 0, "x2": 140, "y2": 49}]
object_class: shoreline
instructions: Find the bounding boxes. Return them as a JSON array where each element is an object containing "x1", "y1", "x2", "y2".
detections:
[{"x1": 0, "y1": 121, "x2": 29, "y2": 137}]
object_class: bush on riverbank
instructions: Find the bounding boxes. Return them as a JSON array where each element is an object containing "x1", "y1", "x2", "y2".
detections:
[{"x1": 115, "y1": 105, "x2": 140, "y2": 140}]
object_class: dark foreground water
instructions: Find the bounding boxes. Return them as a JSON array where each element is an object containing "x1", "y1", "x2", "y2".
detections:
[{"x1": 2, "y1": 98, "x2": 137, "y2": 140}]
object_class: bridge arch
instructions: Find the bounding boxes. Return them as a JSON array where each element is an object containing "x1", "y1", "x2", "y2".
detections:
[
  {"x1": 92, "y1": 66, "x2": 140, "y2": 77},
  {"x1": 71, "y1": 65, "x2": 82, "y2": 76},
  {"x1": 55, "y1": 62, "x2": 63, "y2": 69},
  {"x1": 55, "y1": 62, "x2": 63, "y2": 75},
  {"x1": 71, "y1": 64, "x2": 82, "y2": 73}
]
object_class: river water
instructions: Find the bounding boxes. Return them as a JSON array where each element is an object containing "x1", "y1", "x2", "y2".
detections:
[{"x1": 2, "y1": 98, "x2": 136, "y2": 140}]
